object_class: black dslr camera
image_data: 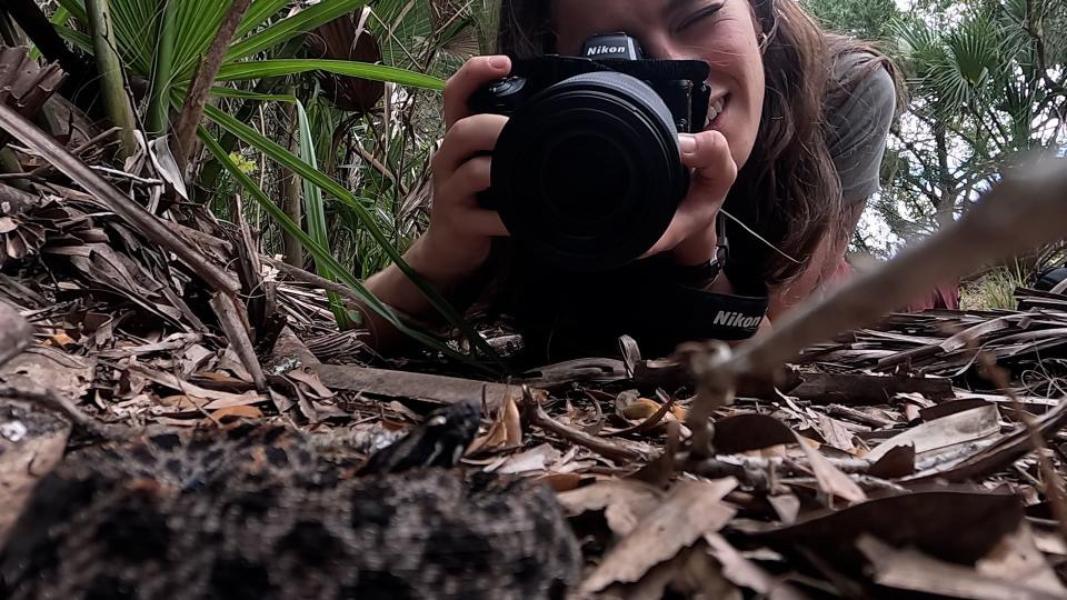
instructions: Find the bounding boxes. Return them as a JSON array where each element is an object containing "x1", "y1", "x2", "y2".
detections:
[{"x1": 470, "y1": 33, "x2": 711, "y2": 271}]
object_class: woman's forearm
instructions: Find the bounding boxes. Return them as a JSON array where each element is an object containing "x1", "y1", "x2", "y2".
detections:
[{"x1": 361, "y1": 233, "x2": 487, "y2": 351}]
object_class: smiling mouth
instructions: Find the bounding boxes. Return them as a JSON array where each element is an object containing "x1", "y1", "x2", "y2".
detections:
[{"x1": 705, "y1": 95, "x2": 726, "y2": 128}]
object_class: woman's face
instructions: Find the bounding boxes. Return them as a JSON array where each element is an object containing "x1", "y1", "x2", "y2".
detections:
[{"x1": 551, "y1": 0, "x2": 766, "y2": 169}]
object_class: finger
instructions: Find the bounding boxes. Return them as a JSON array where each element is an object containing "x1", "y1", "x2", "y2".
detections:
[
  {"x1": 437, "y1": 156, "x2": 492, "y2": 206},
  {"x1": 436, "y1": 157, "x2": 510, "y2": 238},
  {"x1": 431, "y1": 114, "x2": 508, "y2": 180},
  {"x1": 443, "y1": 55, "x2": 512, "y2": 129},
  {"x1": 680, "y1": 130, "x2": 737, "y2": 205},
  {"x1": 640, "y1": 131, "x2": 736, "y2": 257}
]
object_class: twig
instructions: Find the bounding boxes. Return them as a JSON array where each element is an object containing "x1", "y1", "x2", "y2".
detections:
[
  {"x1": 683, "y1": 157, "x2": 1067, "y2": 435},
  {"x1": 0, "y1": 104, "x2": 240, "y2": 295},
  {"x1": 0, "y1": 385, "x2": 125, "y2": 441},
  {"x1": 520, "y1": 386, "x2": 647, "y2": 464},
  {"x1": 977, "y1": 351, "x2": 1067, "y2": 544},
  {"x1": 171, "y1": 0, "x2": 253, "y2": 172},
  {"x1": 825, "y1": 404, "x2": 894, "y2": 429},
  {"x1": 209, "y1": 293, "x2": 267, "y2": 392}
]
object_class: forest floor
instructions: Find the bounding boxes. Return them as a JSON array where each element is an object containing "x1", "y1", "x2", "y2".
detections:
[{"x1": 2, "y1": 160, "x2": 1067, "y2": 598}]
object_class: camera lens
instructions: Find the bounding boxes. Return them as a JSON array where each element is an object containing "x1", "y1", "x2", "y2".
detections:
[{"x1": 488, "y1": 71, "x2": 688, "y2": 271}]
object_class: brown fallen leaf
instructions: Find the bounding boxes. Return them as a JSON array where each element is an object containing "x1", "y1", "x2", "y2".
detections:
[
  {"x1": 704, "y1": 533, "x2": 810, "y2": 600},
  {"x1": 750, "y1": 489, "x2": 1024, "y2": 566},
  {"x1": 601, "y1": 542, "x2": 741, "y2": 600},
  {"x1": 557, "y1": 479, "x2": 665, "y2": 537},
  {"x1": 209, "y1": 405, "x2": 263, "y2": 422},
  {"x1": 865, "y1": 403, "x2": 1000, "y2": 462},
  {"x1": 580, "y1": 477, "x2": 738, "y2": 594},
  {"x1": 796, "y1": 432, "x2": 867, "y2": 504},
  {"x1": 621, "y1": 397, "x2": 662, "y2": 420},
  {"x1": 857, "y1": 535, "x2": 1063, "y2": 600},
  {"x1": 467, "y1": 392, "x2": 521, "y2": 455}
]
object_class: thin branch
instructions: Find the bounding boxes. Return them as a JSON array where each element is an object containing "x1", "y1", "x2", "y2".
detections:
[
  {"x1": 171, "y1": 0, "x2": 254, "y2": 172},
  {"x1": 683, "y1": 156, "x2": 1067, "y2": 437}
]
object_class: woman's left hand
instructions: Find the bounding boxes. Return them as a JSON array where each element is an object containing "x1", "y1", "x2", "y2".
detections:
[{"x1": 641, "y1": 129, "x2": 737, "y2": 265}]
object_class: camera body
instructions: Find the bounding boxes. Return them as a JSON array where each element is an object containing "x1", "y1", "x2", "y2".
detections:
[{"x1": 469, "y1": 33, "x2": 712, "y2": 271}]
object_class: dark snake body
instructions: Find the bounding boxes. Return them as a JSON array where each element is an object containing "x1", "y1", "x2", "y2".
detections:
[{"x1": 0, "y1": 402, "x2": 581, "y2": 599}]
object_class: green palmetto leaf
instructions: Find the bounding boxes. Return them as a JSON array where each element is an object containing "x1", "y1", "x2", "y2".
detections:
[
  {"x1": 199, "y1": 130, "x2": 494, "y2": 372},
  {"x1": 214, "y1": 59, "x2": 444, "y2": 90},
  {"x1": 235, "y1": 0, "x2": 291, "y2": 39},
  {"x1": 224, "y1": 0, "x2": 368, "y2": 63},
  {"x1": 295, "y1": 100, "x2": 353, "y2": 328},
  {"x1": 55, "y1": 0, "x2": 88, "y2": 25},
  {"x1": 202, "y1": 104, "x2": 502, "y2": 365}
]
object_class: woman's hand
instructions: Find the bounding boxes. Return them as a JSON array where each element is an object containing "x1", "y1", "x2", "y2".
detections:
[
  {"x1": 421, "y1": 55, "x2": 513, "y2": 278},
  {"x1": 641, "y1": 130, "x2": 737, "y2": 265}
]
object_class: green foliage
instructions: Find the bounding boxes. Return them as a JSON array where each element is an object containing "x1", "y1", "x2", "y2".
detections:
[
  {"x1": 960, "y1": 264, "x2": 1027, "y2": 311},
  {"x1": 39, "y1": 0, "x2": 498, "y2": 366}
]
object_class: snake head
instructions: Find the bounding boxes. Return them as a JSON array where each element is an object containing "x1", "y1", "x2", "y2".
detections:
[{"x1": 359, "y1": 399, "x2": 482, "y2": 476}]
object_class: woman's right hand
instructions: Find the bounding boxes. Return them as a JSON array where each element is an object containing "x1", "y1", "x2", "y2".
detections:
[{"x1": 420, "y1": 55, "x2": 514, "y2": 277}]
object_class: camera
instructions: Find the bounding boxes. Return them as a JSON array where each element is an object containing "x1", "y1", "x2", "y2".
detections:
[{"x1": 469, "y1": 33, "x2": 712, "y2": 271}]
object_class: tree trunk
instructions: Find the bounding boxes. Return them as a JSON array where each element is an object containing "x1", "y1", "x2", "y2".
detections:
[
  {"x1": 85, "y1": 0, "x2": 137, "y2": 158},
  {"x1": 281, "y1": 101, "x2": 304, "y2": 268}
]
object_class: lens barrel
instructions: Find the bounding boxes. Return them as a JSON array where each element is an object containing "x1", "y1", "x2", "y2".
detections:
[{"x1": 487, "y1": 71, "x2": 688, "y2": 271}]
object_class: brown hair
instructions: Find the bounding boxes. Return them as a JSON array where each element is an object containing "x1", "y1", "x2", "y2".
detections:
[{"x1": 496, "y1": 0, "x2": 901, "y2": 287}]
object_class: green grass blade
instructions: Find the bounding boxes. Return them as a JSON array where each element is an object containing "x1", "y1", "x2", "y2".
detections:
[
  {"x1": 55, "y1": 0, "x2": 88, "y2": 25},
  {"x1": 236, "y1": 0, "x2": 291, "y2": 39},
  {"x1": 224, "y1": 0, "x2": 368, "y2": 63},
  {"x1": 147, "y1": 0, "x2": 178, "y2": 136},
  {"x1": 55, "y1": 24, "x2": 94, "y2": 54},
  {"x1": 206, "y1": 86, "x2": 297, "y2": 102},
  {"x1": 214, "y1": 59, "x2": 444, "y2": 90},
  {"x1": 203, "y1": 104, "x2": 501, "y2": 365},
  {"x1": 199, "y1": 129, "x2": 495, "y2": 372},
  {"x1": 295, "y1": 100, "x2": 353, "y2": 328}
]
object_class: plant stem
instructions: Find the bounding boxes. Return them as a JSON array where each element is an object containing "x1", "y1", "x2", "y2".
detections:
[
  {"x1": 147, "y1": 0, "x2": 177, "y2": 137},
  {"x1": 85, "y1": 0, "x2": 137, "y2": 158},
  {"x1": 171, "y1": 0, "x2": 254, "y2": 173},
  {"x1": 282, "y1": 100, "x2": 304, "y2": 268}
]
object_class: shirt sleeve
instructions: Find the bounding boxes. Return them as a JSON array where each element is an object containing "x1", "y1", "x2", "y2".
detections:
[{"x1": 826, "y1": 53, "x2": 897, "y2": 207}]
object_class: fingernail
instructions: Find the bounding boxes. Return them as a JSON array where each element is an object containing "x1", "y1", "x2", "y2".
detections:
[
  {"x1": 490, "y1": 56, "x2": 509, "y2": 70},
  {"x1": 678, "y1": 134, "x2": 697, "y2": 154}
]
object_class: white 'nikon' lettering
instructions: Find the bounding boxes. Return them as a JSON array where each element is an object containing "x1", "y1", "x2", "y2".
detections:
[{"x1": 585, "y1": 45, "x2": 627, "y2": 57}]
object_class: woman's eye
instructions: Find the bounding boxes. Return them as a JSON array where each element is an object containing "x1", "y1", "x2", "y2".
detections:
[{"x1": 678, "y1": 3, "x2": 723, "y2": 31}]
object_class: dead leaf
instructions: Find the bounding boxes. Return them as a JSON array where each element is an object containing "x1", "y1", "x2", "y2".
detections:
[
  {"x1": 704, "y1": 533, "x2": 810, "y2": 599},
  {"x1": 752, "y1": 489, "x2": 1024, "y2": 565},
  {"x1": 621, "y1": 397, "x2": 663, "y2": 420},
  {"x1": 796, "y1": 432, "x2": 867, "y2": 504},
  {"x1": 557, "y1": 479, "x2": 665, "y2": 537},
  {"x1": 468, "y1": 393, "x2": 521, "y2": 455},
  {"x1": 857, "y1": 535, "x2": 1063, "y2": 600},
  {"x1": 866, "y1": 403, "x2": 1000, "y2": 462},
  {"x1": 815, "y1": 413, "x2": 857, "y2": 453},
  {"x1": 209, "y1": 405, "x2": 263, "y2": 422},
  {"x1": 580, "y1": 478, "x2": 738, "y2": 593},
  {"x1": 601, "y1": 543, "x2": 740, "y2": 600},
  {"x1": 714, "y1": 413, "x2": 796, "y2": 454}
]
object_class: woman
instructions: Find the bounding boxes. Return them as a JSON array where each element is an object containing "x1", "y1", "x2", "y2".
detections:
[{"x1": 363, "y1": 0, "x2": 900, "y2": 361}]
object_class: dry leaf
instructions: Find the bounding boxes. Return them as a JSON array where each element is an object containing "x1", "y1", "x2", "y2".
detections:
[
  {"x1": 622, "y1": 398, "x2": 663, "y2": 420},
  {"x1": 796, "y1": 432, "x2": 867, "y2": 503},
  {"x1": 857, "y1": 535, "x2": 1063, "y2": 600},
  {"x1": 209, "y1": 405, "x2": 263, "y2": 421},
  {"x1": 557, "y1": 479, "x2": 665, "y2": 537},
  {"x1": 580, "y1": 478, "x2": 738, "y2": 593},
  {"x1": 468, "y1": 393, "x2": 521, "y2": 455},
  {"x1": 866, "y1": 404, "x2": 1000, "y2": 462}
]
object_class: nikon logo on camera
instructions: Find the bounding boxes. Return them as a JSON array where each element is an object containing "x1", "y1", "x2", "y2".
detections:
[
  {"x1": 712, "y1": 311, "x2": 762, "y2": 330},
  {"x1": 584, "y1": 45, "x2": 629, "y2": 58}
]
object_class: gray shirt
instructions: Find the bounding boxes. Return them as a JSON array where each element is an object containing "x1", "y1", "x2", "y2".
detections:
[{"x1": 826, "y1": 52, "x2": 898, "y2": 206}]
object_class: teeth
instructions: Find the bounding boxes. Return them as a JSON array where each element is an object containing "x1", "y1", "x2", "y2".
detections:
[{"x1": 705, "y1": 97, "x2": 725, "y2": 126}]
